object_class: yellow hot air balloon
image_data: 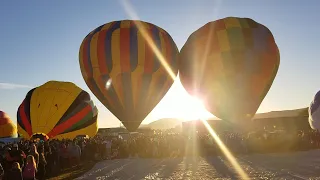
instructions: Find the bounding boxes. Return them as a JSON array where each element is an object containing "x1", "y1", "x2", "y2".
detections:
[
  {"x1": 17, "y1": 81, "x2": 98, "y2": 140},
  {"x1": 179, "y1": 17, "x2": 280, "y2": 122}
]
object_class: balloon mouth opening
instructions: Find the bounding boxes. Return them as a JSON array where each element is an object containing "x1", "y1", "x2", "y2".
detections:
[{"x1": 31, "y1": 133, "x2": 49, "y2": 141}]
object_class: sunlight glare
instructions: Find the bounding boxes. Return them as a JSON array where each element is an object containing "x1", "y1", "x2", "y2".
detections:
[
  {"x1": 120, "y1": 0, "x2": 177, "y2": 80},
  {"x1": 145, "y1": 79, "x2": 214, "y2": 123},
  {"x1": 200, "y1": 119, "x2": 250, "y2": 180},
  {"x1": 105, "y1": 79, "x2": 112, "y2": 89},
  {"x1": 186, "y1": 96, "x2": 209, "y2": 120}
]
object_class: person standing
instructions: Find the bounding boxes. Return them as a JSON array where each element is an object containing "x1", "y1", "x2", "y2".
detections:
[
  {"x1": 23, "y1": 155, "x2": 37, "y2": 180},
  {"x1": 5, "y1": 162, "x2": 22, "y2": 180},
  {"x1": 104, "y1": 139, "x2": 112, "y2": 159},
  {"x1": 6, "y1": 144, "x2": 26, "y2": 169},
  {"x1": 37, "y1": 146, "x2": 47, "y2": 180},
  {"x1": 28, "y1": 144, "x2": 39, "y2": 168}
]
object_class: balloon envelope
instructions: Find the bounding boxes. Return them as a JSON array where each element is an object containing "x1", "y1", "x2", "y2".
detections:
[
  {"x1": 17, "y1": 81, "x2": 98, "y2": 140},
  {"x1": 0, "y1": 111, "x2": 17, "y2": 138},
  {"x1": 309, "y1": 91, "x2": 320, "y2": 130},
  {"x1": 79, "y1": 20, "x2": 179, "y2": 131},
  {"x1": 179, "y1": 17, "x2": 280, "y2": 122}
]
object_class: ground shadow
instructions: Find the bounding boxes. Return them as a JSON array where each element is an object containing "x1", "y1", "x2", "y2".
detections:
[
  {"x1": 107, "y1": 157, "x2": 183, "y2": 179},
  {"x1": 48, "y1": 161, "x2": 97, "y2": 180},
  {"x1": 204, "y1": 156, "x2": 237, "y2": 179}
]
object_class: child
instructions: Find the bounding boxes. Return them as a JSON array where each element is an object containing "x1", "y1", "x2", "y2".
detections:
[
  {"x1": 23, "y1": 155, "x2": 37, "y2": 180},
  {"x1": 6, "y1": 162, "x2": 22, "y2": 180}
]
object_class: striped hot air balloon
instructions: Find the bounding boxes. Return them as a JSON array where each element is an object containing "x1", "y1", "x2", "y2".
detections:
[
  {"x1": 179, "y1": 17, "x2": 280, "y2": 122},
  {"x1": 79, "y1": 20, "x2": 179, "y2": 132},
  {"x1": 17, "y1": 81, "x2": 98, "y2": 140},
  {"x1": 309, "y1": 91, "x2": 320, "y2": 130},
  {"x1": 0, "y1": 111, "x2": 17, "y2": 138}
]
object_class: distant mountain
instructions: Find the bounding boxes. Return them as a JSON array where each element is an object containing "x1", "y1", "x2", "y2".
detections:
[{"x1": 146, "y1": 118, "x2": 182, "y2": 130}]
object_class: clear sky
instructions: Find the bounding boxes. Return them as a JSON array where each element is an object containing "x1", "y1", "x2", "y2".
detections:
[{"x1": 0, "y1": 1, "x2": 320, "y2": 128}]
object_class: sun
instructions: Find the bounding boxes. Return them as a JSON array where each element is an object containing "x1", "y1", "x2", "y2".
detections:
[
  {"x1": 181, "y1": 96, "x2": 211, "y2": 120},
  {"x1": 146, "y1": 78, "x2": 214, "y2": 123}
]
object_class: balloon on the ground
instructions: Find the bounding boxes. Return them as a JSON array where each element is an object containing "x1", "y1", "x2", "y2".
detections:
[
  {"x1": 17, "y1": 81, "x2": 98, "y2": 140},
  {"x1": 79, "y1": 20, "x2": 179, "y2": 131},
  {"x1": 309, "y1": 91, "x2": 320, "y2": 130},
  {"x1": 179, "y1": 17, "x2": 280, "y2": 122},
  {"x1": 0, "y1": 111, "x2": 17, "y2": 138}
]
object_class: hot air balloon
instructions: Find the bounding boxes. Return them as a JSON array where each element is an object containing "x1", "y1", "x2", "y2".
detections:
[
  {"x1": 79, "y1": 20, "x2": 179, "y2": 131},
  {"x1": 17, "y1": 81, "x2": 98, "y2": 140},
  {"x1": 179, "y1": 17, "x2": 280, "y2": 122},
  {"x1": 309, "y1": 91, "x2": 320, "y2": 131},
  {"x1": 0, "y1": 111, "x2": 17, "y2": 138}
]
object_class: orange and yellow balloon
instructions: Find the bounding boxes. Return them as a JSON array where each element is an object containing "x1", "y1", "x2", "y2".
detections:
[
  {"x1": 79, "y1": 20, "x2": 179, "y2": 131},
  {"x1": 0, "y1": 111, "x2": 17, "y2": 138},
  {"x1": 179, "y1": 17, "x2": 280, "y2": 122}
]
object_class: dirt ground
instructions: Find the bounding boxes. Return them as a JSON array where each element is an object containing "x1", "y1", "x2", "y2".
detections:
[{"x1": 73, "y1": 150, "x2": 320, "y2": 180}]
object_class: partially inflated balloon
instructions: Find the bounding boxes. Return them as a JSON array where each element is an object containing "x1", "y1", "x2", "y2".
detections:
[
  {"x1": 79, "y1": 20, "x2": 178, "y2": 131},
  {"x1": 0, "y1": 111, "x2": 17, "y2": 138},
  {"x1": 179, "y1": 17, "x2": 280, "y2": 122},
  {"x1": 17, "y1": 81, "x2": 98, "y2": 140},
  {"x1": 309, "y1": 91, "x2": 320, "y2": 130}
]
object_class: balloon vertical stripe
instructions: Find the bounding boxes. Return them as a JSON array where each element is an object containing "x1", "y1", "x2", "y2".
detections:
[
  {"x1": 19, "y1": 102, "x2": 32, "y2": 136},
  {"x1": 120, "y1": 27, "x2": 130, "y2": 73},
  {"x1": 144, "y1": 28, "x2": 154, "y2": 74},
  {"x1": 97, "y1": 29, "x2": 108, "y2": 74},
  {"x1": 129, "y1": 24, "x2": 138, "y2": 71}
]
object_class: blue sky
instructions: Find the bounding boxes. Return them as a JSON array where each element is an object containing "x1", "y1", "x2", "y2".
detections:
[{"x1": 0, "y1": 1, "x2": 320, "y2": 128}]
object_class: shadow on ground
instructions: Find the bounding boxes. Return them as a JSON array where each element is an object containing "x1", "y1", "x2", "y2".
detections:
[{"x1": 48, "y1": 161, "x2": 97, "y2": 180}]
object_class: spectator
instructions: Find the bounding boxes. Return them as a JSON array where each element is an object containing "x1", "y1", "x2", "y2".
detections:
[
  {"x1": 59, "y1": 142, "x2": 68, "y2": 170},
  {"x1": 45, "y1": 146, "x2": 54, "y2": 176},
  {"x1": 6, "y1": 144, "x2": 26, "y2": 169},
  {"x1": 104, "y1": 139, "x2": 112, "y2": 159},
  {"x1": 23, "y1": 155, "x2": 37, "y2": 180},
  {"x1": 69, "y1": 141, "x2": 81, "y2": 167},
  {"x1": 28, "y1": 144, "x2": 39, "y2": 168},
  {"x1": 5, "y1": 162, "x2": 22, "y2": 180},
  {"x1": 37, "y1": 146, "x2": 47, "y2": 180}
]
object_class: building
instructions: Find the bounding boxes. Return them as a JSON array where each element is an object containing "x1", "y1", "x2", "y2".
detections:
[
  {"x1": 251, "y1": 108, "x2": 309, "y2": 131},
  {"x1": 182, "y1": 108, "x2": 311, "y2": 134}
]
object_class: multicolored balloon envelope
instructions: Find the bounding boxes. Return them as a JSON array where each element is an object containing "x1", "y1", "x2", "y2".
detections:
[
  {"x1": 179, "y1": 17, "x2": 280, "y2": 122},
  {"x1": 309, "y1": 91, "x2": 320, "y2": 130},
  {"x1": 0, "y1": 111, "x2": 17, "y2": 138},
  {"x1": 17, "y1": 81, "x2": 98, "y2": 140},
  {"x1": 79, "y1": 20, "x2": 179, "y2": 131}
]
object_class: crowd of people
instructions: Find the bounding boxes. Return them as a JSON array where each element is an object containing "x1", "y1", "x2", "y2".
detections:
[
  {"x1": 0, "y1": 136, "x2": 113, "y2": 180},
  {"x1": 198, "y1": 129, "x2": 320, "y2": 156},
  {"x1": 111, "y1": 129, "x2": 320, "y2": 158},
  {"x1": 1, "y1": 129, "x2": 320, "y2": 179}
]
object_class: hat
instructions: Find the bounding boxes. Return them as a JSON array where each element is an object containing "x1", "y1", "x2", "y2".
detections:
[{"x1": 13, "y1": 144, "x2": 18, "y2": 148}]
